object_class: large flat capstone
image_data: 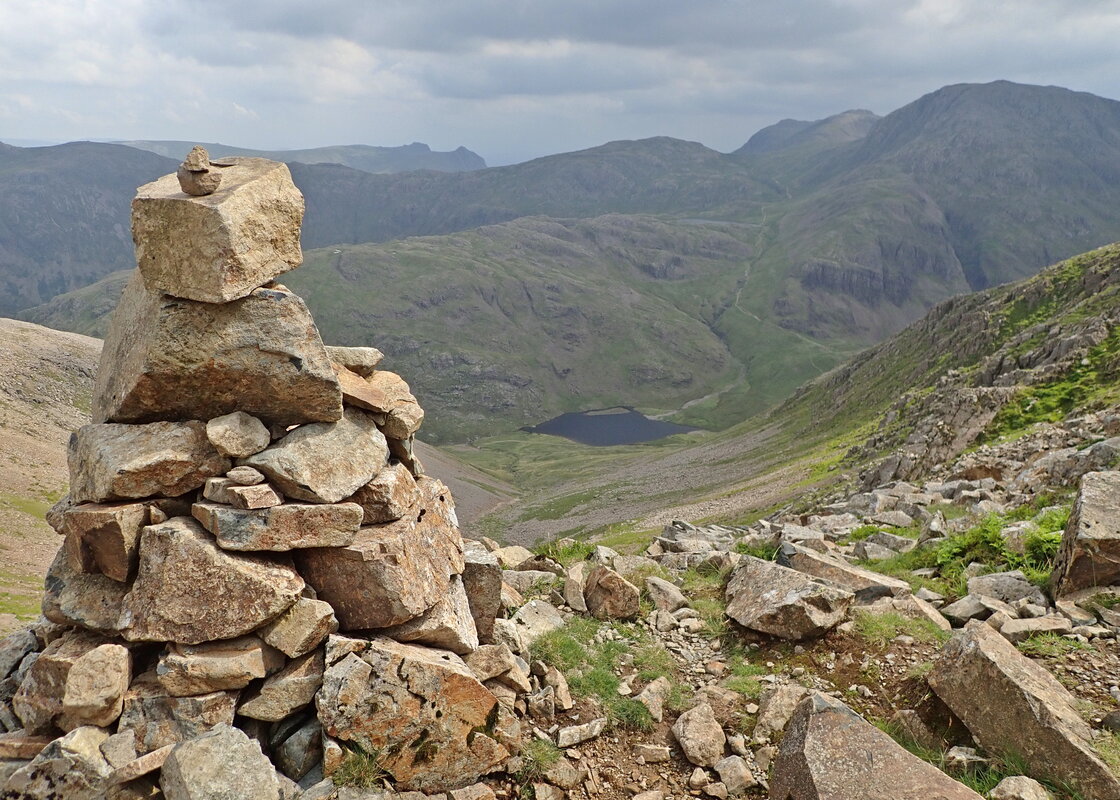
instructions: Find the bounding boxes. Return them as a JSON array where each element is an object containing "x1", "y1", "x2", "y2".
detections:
[
  {"x1": 132, "y1": 156, "x2": 304, "y2": 304},
  {"x1": 92, "y1": 273, "x2": 341, "y2": 426}
]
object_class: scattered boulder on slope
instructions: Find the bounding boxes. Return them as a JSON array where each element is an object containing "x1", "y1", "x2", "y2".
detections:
[{"x1": 725, "y1": 555, "x2": 853, "y2": 640}]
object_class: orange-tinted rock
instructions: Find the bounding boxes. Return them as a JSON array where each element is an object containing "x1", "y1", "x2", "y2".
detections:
[{"x1": 317, "y1": 636, "x2": 518, "y2": 791}]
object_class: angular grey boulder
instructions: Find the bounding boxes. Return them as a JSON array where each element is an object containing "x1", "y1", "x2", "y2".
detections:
[
  {"x1": 725, "y1": 555, "x2": 853, "y2": 640},
  {"x1": 160, "y1": 723, "x2": 280, "y2": 800}
]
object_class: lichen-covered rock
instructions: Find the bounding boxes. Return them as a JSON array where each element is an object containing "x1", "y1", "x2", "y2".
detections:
[
  {"x1": 1053, "y1": 470, "x2": 1120, "y2": 595},
  {"x1": 0, "y1": 726, "x2": 113, "y2": 799},
  {"x1": 160, "y1": 723, "x2": 280, "y2": 800},
  {"x1": 244, "y1": 408, "x2": 388, "y2": 504},
  {"x1": 725, "y1": 556, "x2": 853, "y2": 640},
  {"x1": 118, "y1": 671, "x2": 238, "y2": 755},
  {"x1": 191, "y1": 501, "x2": 362, "y2": 551},
  {"x1": 296, "y1": 478, "x2": 464, "y2": 630},
  {"x1": 92, "y1": 274, "x2": 341, "y2": 427},
  {"x1": 118, "y1": 517, "x2": 303, "y2": 645},
  {"x1": 769, "y1": 693, "x2": 984, "y2": 799},
  {"x1": 132, "y1": 156, "x2": 303, "y2": 305},
  {"x1": 238, "y1": 650, "x2": 324, "y2": 722},
  {"x1": 928, "y1": 621, "x2": 1120, "y2": 797},
  {"x1": 67, "y1": 420, "x2": 230, "y2": 504},
  {"x1": 59, "y1": 643, "x2": 131, "y2": 730},
  {"x1": 317, "y1": 636, "x2": 518, "y2": 792}
]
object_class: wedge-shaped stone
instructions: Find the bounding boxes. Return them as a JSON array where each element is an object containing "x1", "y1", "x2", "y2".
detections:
[
  {"x1": 346, "y1": 461, "x2": 420, "y2": 524},
  {"x1": 1, "y1": 726, "x2": 113, "y2": 800},
  {"x1": 244, "y1": 407, "x2": 388, "y2": 503},
  {"x1": 68, "y1": 420, "x2": 230, "y2": 504},
  {"x1": 725, "y1": 555, "x2": 853, "y2": 640},
  {"x1": 337, "y1": 367, "x2": 425, "y2": 438},
  {"x1": 928, "y1": 621, "x2": 1120, "y2": 797},
  {"x1": 118, "y1": 671, "x2": 238, "y2": 755},
  {"x1": 238, "y1": 650, "x2": 324, "y2": 722},
  {"x1": 779, "y1": 543, "x2": 911, "y2": 603},
  {"x1": 132, "y1": 156, "x2": 303, "y2": 304},
  {"x1": 191, "y1": 501, "x2": 362, "y2": 551},
  {"x1": 60, "y1": 643, "x2": 131, "y2": 731},
  {"x1": 382, "y1": 574, "x2": 479, "y2": 655},
  {"x1": 202, "y1": 477, "x2": 282, "y2": 509},
  {"x1": 13, "y1": 629, "x2": 111, "y2": 734},
  {"x1": 118, "y1": 517, "x2": 304, "y2": 644},
  {"x1": 61, "y1": 501, "x2": 149, "y2": 582},
  {"x1": 770, "y1": 693, "x2": 983, "y2": 799},
  {"x1": 156, "y1": 636, "x2": 283, "y2": 696},
  {"x1": 317, "y1": 636, "x2": 519, "y2": 791},
  {"x1": 92, "y1": 274, "x2": 341, "y2": 426},
  {"x1": 259, "y1": 597, "x2": 338, "y2": 659},
  {"x1": 42, "y1": 547, "x2": 128, "y2": 633},
  {"x1": 1053, "y1": 470, "x2": 1120, "y2": 595},
  {"x1": 160, "y1": 723, "x2": 280, "y2": 800},
  {"x1": 296, "y1": 478, "x2": 464, "y2": 629},
  {"x1": 584, "y1": 565, "x2": 640, "y2": 620}
]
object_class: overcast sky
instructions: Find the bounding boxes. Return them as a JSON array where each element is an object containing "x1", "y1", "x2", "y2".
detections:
[{"x1": 1, "y1": 1, "x2": 1119, "y2": 165}]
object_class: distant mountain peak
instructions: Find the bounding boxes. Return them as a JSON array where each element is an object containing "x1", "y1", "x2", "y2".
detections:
[{"x1": 736, "y1": 109, "x2": 880, "y2": 155}]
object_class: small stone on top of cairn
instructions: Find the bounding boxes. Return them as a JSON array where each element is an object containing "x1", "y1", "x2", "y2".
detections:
[{"x1": 176, "y1": 145, "x2": 222, "y2": 197}]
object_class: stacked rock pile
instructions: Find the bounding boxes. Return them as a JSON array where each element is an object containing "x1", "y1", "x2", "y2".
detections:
[{"x1": 0, "y1": 152, "x2": 518, "y2": 799}]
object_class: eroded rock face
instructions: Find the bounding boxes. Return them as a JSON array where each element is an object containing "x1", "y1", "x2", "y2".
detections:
[
  {"x1": 928, "y1": 621, "x2": 1120, "y2": 797},
  {"x1": 724, "y1": 556, "x2": 853, "y2": 640},
  {"x1": 769, "y1": 693, "x2": 984, "y2": 799},
  {"x1": 68, "y1": 420, "x2": 230, "y2": 504},
  {"x1": 133, "y1": 156, "x2": 303, "y2": 304},
  {"x1": 296, "y1": 478, "x2": 464, "y2": 630},
  {"x1": 118, "y1": 517, "x2": 304, "y2": 644},
  {"x1": 92, "y1": 274, "x2": 341, "y2": 427},
  {"x1": 244, "y1": 408, "x2": 388, "y2": 504},
  {"x1": 317, "y1": 636, "x2": 518, "y2": 792},
  {"x1": 1053, "y1": 470, "x2": 1120, "y2": 595}
]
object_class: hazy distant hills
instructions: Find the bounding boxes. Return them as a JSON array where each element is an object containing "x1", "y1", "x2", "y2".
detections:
[
  {"x1": 116, "y1": 140, "x2": 486, "y2": 174},
  {"x1": 10, "y1": 81, "x2": 1120, "y2": 440}
]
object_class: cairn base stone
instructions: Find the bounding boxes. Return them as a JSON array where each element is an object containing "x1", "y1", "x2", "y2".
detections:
[
  {"x1": 317, "y1": 636, "x2": 518, "y2": 792},
  {"x1": 159, "y1": 723, "x2": 280, "y2": 800},
  {"x1": 118, "y1": 672, "x2": 238, "y2": 755},
  {"x1": 132, "y1": 156, "x2": 303, "y2": 305},
  {"x1": 118, "y1": 517, "x2": 304, "y2": 645},
  {"x1": 0, "y1": 726, "x2": 113, "y2": 800},
  {"x1": 92, "y1": 274, "x2": 341, "y2": 427},
  {"x1": 296, "y1": 478, "x2": 464, "y2": 629}
]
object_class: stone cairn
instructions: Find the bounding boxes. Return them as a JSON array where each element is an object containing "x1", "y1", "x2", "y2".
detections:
[{"x1": 0, "y1": 151, "x2": 518, "y2": 799}]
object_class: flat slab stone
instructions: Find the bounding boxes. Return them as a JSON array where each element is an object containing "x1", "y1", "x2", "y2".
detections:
[
  {"x1": 237, "y1": 650, "x2": 324, "y2": 722},
  {"x1": 335, "y1": 367, "x2": 425, "y2": 439},
  {"x1": 192, "y1": 501, "x2": 362, "y2": 551},
  {"x1": 68, "y1": 420, "x2": 230, "y2": 504},
  {"x1": 326, "y1": 345, "x2": 384, "y2": 377},
  {"x1": 132, "y1": 156, "x2": 303, "y2": 304},
  {"x1": 779, "y1": 543, "x2": 910, "y2": 603},
  {"x1": 93, "y1": 274, "x2": 342, "y2": 427},
  {"x1": 244, "y1": 407, "x2": 388, "y2": 503},
  {"x1": 770, "y1": 693, "x2": 983, "y2": 799},
  {"x1": 118, "y1": 516, "x2": 304, "y2": 645},
  {"x1": 1, "y1": 726, "x2": 113, "y2": 799},
  {"x1": 296, "y1": 477, "x2": 464, "y2": 629},
  {"x1": 928, "y1": 621, "x2": 1120, "y2": 797},
  {"x1": 725, "y1": 555, "x2": 853, "y2": 640},
  {"x1": 156, "y1": 636, "x2": 283, "y2": 696},
  {"x1": 317, "y1": 636, "x2": 518, "y2": 792}
]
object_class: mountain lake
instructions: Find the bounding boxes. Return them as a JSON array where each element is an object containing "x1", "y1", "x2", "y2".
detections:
[{"x1": 524, "y1": 406, "x2": 698, "y2": 446}]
